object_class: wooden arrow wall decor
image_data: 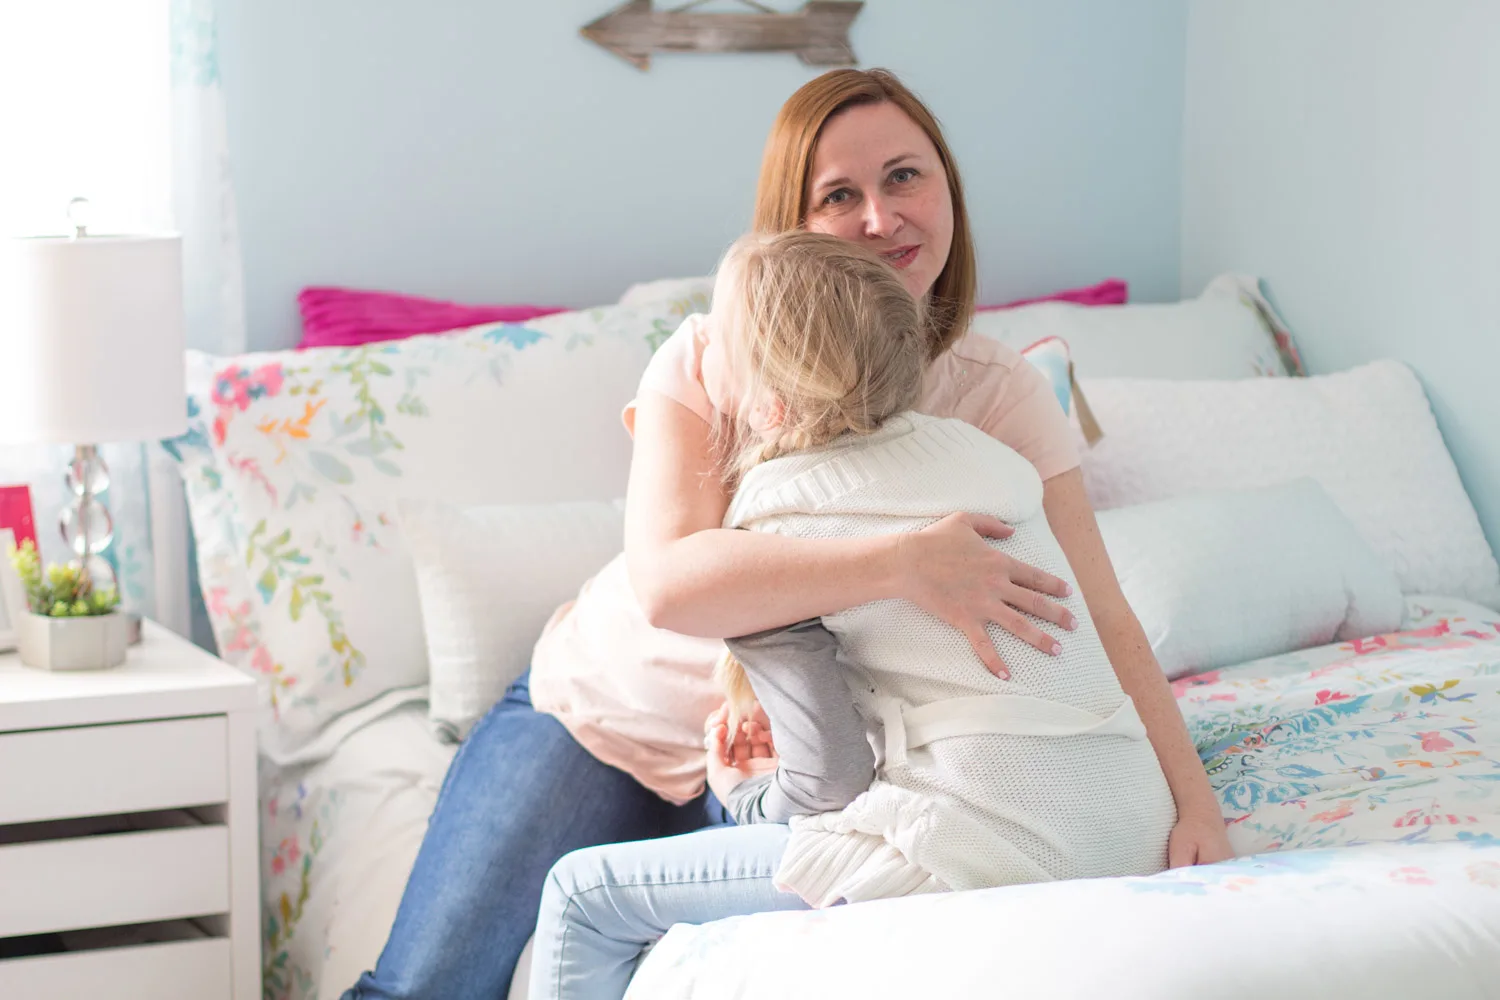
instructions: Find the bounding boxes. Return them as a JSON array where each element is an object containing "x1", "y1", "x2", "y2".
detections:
[{"x1": 581, "y1": 0, "x2": 864, "y2": 71}]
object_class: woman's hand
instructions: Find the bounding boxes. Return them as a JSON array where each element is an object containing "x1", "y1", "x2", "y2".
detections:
[
  {"x1": 705, "y1": 704, "x2": 778, "y2": 805},
  {"x1": 895, "y1": 512, "x2": 1078, "y2": 678},
  {"x1": 1166, "y1": 812, "x2": 1235, "y2": 868}
]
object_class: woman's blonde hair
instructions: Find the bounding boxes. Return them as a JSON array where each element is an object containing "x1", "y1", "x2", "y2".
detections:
[
  {"x1": 712, "y1": 230, "x2": 928, "y2": 484},
  {"x1": 752, "y1": 68, "x2": 975, "y2": 360}
]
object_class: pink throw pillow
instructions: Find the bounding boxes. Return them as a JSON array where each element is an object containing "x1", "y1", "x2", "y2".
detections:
[
  {"x1": 979, "y1": 278, "x2": 1127, "y2": 312},
  {"x1": 297, "y1": 287, "x2": 567, "y2": 349}
]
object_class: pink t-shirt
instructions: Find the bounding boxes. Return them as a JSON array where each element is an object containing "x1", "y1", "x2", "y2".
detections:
[{"x1": 529, "y1": 315, "x2": 1080, "y2": 804}]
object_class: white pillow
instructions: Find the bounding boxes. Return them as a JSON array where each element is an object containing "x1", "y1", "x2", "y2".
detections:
[
  {"x1": 1097, "y1": 480, "x2": 1405, "y2": 679},
  {"x1": 617, "y1": 275, "x2": 714, "y2": 310},
  {"x1": 971, "y1": 274, "x2": 1295, "y2": 379},
  {"x1": 399, "y1": 498, "x2": 626, "y2": 741},
  {"x1": 1081, "y1": 360, "x2": 1500, "y2": 609}
]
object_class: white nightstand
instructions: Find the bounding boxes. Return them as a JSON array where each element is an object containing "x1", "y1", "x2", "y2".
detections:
[{"x1": 0, "y1": 620, "x2": 259, "y2": 1000}]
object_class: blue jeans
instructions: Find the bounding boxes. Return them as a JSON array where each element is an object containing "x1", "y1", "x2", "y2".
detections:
[
  {"x1": 531, "y1": 824, "x2": 807, "y2": 1000},
  {"x1": 344, "y1": 672, "x2": 728, "y2": 999}
]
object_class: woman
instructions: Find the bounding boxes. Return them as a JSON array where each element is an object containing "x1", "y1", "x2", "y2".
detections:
[{"x1": 345, "y1": 69, "x2": 1231, "y2": 1000}]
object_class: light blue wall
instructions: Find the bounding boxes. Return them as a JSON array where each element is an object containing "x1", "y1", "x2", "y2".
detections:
[
  {"x1": 217, "y1": 0, "x2": 1188, "y2": 351},
  {"x1": 1181, "y1": 1, "x2": 1500, "y2": 554}
]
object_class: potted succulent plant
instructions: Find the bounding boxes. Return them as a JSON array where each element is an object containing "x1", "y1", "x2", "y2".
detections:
[{"x1": 6, "y1": 540, "x2": 126, "y2": 670}]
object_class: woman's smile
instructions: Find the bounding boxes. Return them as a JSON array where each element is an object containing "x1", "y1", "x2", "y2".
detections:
[{"x1": 878, "y1": 245, "x2": 920, "y2": 270}]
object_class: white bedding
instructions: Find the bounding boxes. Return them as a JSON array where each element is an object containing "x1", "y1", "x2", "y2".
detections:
[
  {"x1": 259, "y1": 595, "x2": 1500, "y2": 1000},
  {"x1": 632, "y1": 839, "x2": 1500, "y2": 999}
]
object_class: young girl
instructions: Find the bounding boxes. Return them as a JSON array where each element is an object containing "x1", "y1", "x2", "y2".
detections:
[{"x1": 529, "y1": 231, "x2": 1177, "y2": 999}]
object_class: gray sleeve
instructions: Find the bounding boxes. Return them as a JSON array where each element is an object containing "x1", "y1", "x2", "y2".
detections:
[{"x1": 722, "y1": 618, "x2": 876, "y2": 825}]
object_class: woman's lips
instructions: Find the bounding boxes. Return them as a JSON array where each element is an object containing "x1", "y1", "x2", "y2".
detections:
[{"x1": 880, "y1": 245, "x2": 920, "y2": 270}]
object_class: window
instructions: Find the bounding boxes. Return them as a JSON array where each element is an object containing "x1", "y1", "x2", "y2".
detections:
[{"x1": 0, "y1": 0, "x2": 172, "y2": 237}]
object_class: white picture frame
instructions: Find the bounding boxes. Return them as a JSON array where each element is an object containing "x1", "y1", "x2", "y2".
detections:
[{"x1": 0, "y1": 528, "x2": 23, "y2": 652}]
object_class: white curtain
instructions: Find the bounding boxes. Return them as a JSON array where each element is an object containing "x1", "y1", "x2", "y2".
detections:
[
  {"x1": 169, "y1": 0, "x2": 249, "y2": 358},
  {"x1": 0, "y1": 0, "x2": 245, "y2": 625}
]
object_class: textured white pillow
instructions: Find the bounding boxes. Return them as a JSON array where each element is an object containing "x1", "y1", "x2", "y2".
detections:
[
  {"x1": 971, "y1": 274, "x2": 1295, "y2": 379},
  {"x1": 1081, "y1": 360, "x2": 1500, "y2": 608},
  {"x1": 1097, "y1": 480, "x2": 1406, "y2": 679},
  {"x1": 398, "y1": 498, "x2": 626, "y2": 741}
]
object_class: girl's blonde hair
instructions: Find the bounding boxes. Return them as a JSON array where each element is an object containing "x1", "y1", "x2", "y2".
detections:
[
  {"x1": 711, "y1": 229, "x2": 929, "y2": 733},
  {"x1": 753, "y1": 68, "x2": 975, "y2": 360},
  {"x1": 712, "y1": 230, "x2": 928, "y2": 484}
]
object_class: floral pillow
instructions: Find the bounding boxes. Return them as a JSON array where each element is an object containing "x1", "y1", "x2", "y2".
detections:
[{"x1": 165, "y1": 302, "x2": 682, "y2": 761}]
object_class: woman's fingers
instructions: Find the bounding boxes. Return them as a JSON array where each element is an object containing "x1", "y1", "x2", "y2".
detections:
[
  {"x1": 1007, "y1": 560, "x2": 1072, "y2": 599},
  {"x1": 962, "y1": 626, "x2": 1010, "y2": 680},
  {"x1": 960, "y1": 512, "x2": 1015, "y2": 541},
  {"x1": 906, "y1": 512, "x2": 1086, "y2": 676},
  {"x1": 705, "y1": 705, "x2": 735, "y2": 764},
  {"x1": 1167, "y1": 830, "x2": 1199, "y2": 869},
  {"x1": 992, "y1": 607, "x2": 1064, "y2": 657},
  {"x1": 1002, "y1": 581, "x2": 1077, "y2": 632},
  {"x1": 707, "y1": 722, "x2": 732, "y2": 765}
]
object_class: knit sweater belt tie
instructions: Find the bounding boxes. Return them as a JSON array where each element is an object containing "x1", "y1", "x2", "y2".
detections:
[{"x1": 878, "y1": 694, "x2": 1148, "y2": 771}]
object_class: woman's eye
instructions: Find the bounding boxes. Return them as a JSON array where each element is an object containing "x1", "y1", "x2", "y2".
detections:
[
  {"x1": 823, "y1": 188, "x2": 854, "y2": 206},
  {"x1": 890, "y1": 167, "x2": 918, "y2": 184}
]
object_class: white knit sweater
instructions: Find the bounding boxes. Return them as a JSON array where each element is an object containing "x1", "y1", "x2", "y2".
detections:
[{"x1": 726, "y1": 413, "x2": 1176, "y2": 907}]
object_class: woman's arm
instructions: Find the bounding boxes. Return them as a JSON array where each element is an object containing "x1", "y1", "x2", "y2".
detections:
[
  {"x1": 625, "y1": 391, "x2": 899, "y2": 634},
  {"x1": 1043, "y1": 468, "x2": 1234, "y2": 867},
  {"x1": 625, "y1": 390, "x2": 1076, "y2": 671}
]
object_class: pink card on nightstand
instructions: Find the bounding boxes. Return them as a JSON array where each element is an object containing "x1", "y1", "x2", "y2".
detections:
[{"x1": 0, "y1": 485, "x2": 38, "y2": 550}]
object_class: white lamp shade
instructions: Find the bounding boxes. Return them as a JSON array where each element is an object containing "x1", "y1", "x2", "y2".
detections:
[{"x1": 0, "y1": 235, "x2": 187, "y2": 446}]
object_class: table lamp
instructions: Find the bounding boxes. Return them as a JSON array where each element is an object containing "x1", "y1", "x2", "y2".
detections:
[{"x1": 0, "y1": 208, "x2": 187, "y2": 590}]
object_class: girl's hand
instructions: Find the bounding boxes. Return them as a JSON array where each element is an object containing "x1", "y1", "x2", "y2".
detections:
[
  {"x1": 897, "y1": 512, "x2": 1078, "y2": 678},
  {"x1": 705, "y1": 707, "x2": 778, "y2": 805},
  {"x1": 704, "y1": 701, "x2": 776, "y2": 766},
  {"x1": 1166, "y1": 813, "x2": 1235, "y2": 868},
  {"x1": 704, "y1": 702, "x2": 775, "y2": 765},
  {"x1": 741, "y1": 703, "x2": 776, "y2": 759}
]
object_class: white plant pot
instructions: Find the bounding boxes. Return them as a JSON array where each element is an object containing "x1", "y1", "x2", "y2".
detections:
[{"x1": 16, "y1": 611, "x2": 129, "y2": 671}]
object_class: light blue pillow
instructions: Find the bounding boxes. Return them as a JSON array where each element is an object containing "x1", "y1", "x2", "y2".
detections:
[
  {"x1": 1019, "y1": 336, "x2": 1072, "y2": 417},
  {"x1": 1097, "y1": 478, "x2": 1405, "y2": 678}
]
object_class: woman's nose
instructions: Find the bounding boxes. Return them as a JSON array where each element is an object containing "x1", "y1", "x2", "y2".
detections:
[{"x1": 861, "y1": 194, "x2": 899, "y2": 241}]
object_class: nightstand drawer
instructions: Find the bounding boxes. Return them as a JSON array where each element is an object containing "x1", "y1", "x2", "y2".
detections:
[
  {"x1": 0, "y1": 826, "x2": 230, "y2": 938},
  {"x1": 0, "y1": 938, "x2": 231, "y2": 999},
  {"x1": 0, "y1": 716, "x2": 227, "y2": 825}
]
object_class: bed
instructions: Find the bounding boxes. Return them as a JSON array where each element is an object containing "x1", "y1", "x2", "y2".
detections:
[
  {"x1": 632, "y1": 594, "x2": 1500, "y2": 998},
  {"x1": 156, "y1": 276, "x2": 1500, "y2": 999},
  {"x1": 250, "y1": 596, "x2": 1500, "y2": 999}
]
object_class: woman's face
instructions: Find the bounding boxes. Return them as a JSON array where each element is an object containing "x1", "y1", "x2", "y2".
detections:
[{"x1": 803, "y1": 101, "x2": 954, "y2": 300}]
